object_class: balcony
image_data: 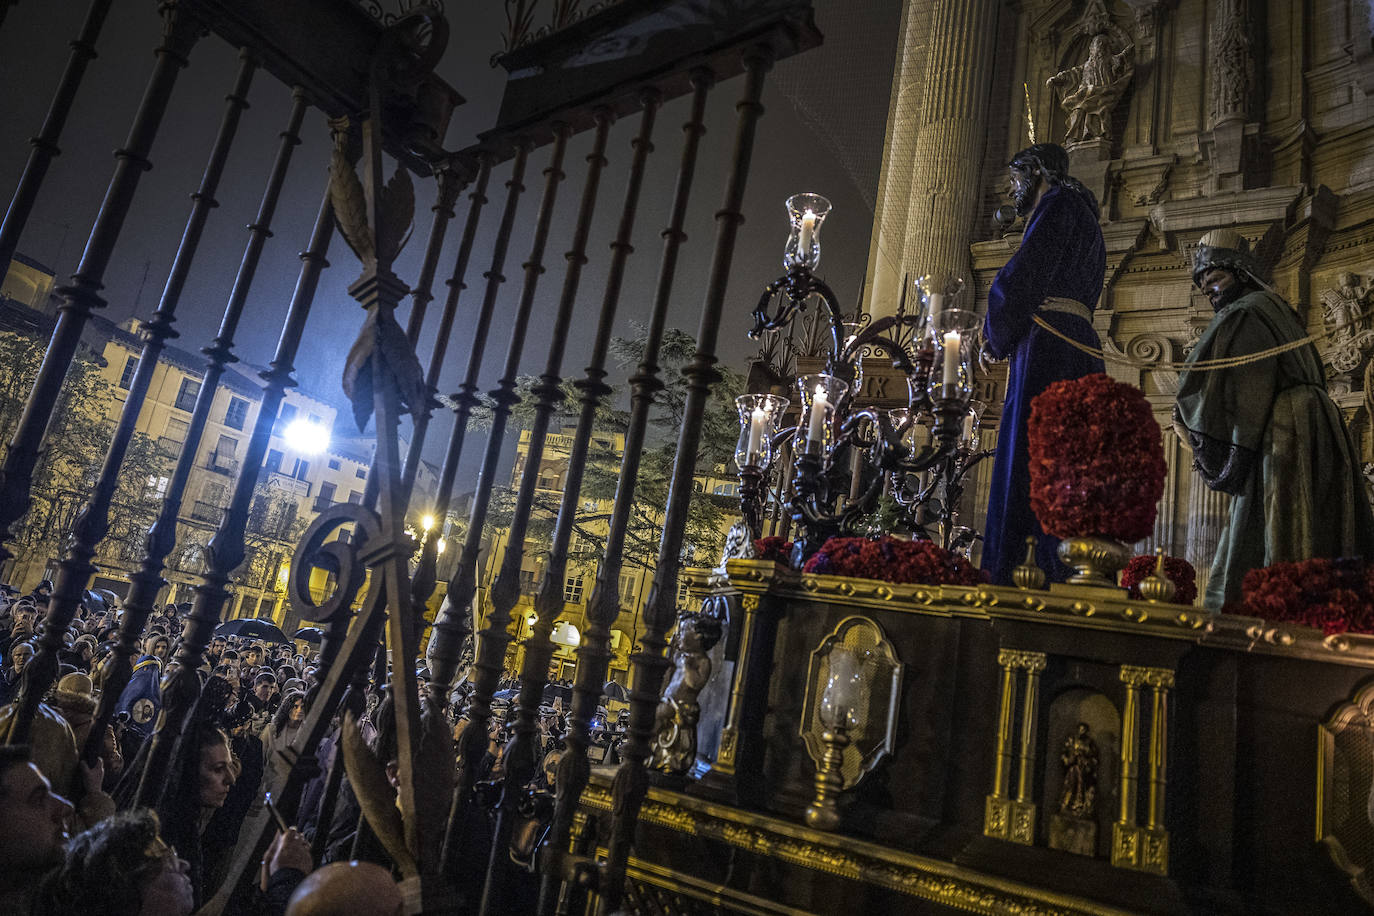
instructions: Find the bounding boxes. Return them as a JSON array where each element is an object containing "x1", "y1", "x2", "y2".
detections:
[
  {"x1": 207, "y1": 454, "x2": 239, "y2": 476},
  {"x1": 265, "y1": 471, "x2": 311, "y2": 498},
  {"x1": 190, "y1": 501, "x2": 223, "y2": 525}
]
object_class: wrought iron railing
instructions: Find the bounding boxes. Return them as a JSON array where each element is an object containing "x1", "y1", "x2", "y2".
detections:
[{"x1": 0, "y1": 1, "x2": 822, "y2": 912}]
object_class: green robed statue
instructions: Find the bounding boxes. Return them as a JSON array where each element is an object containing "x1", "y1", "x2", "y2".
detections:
[{"x1": 1173, "y1": 229, "x2": 1374, "y2": 608}]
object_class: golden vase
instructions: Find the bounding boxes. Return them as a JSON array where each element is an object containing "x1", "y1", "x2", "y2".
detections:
[{"x1": 1056, "y1": 535, "x2": 1130, "y2": 588}]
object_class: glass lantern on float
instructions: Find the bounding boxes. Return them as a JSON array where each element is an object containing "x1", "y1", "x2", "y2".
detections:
[
  {"x1": 796, "y1": 374, "x2": 850, "y2": 459},
  {"x1": 733, "y1": 393, "x2": 790, "y2": 539},
  {"x1": 783, "y1": 193, "x2": 831, "y2": 271},
  {"x1": 927, "y1": 307, "x2": 980, "y2": 432},
  {"x1": 806, "y1": 645, "x2": 869, "y2": 830}
]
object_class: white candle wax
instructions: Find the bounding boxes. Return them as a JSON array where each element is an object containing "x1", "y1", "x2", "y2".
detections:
[
  {"x1": 747, "y1": 405, "x2": 767, "y2": 460},
  {"x1": 963, "y1": 414, "x2": 975, "y2": 441},
  {"x1": 942, "y1": 330, "x2": 962, "y2": 389},
  {"x1": 798, "y1": 210, "x2": 817, "y2": 257},
  {"x1": 807, "y1": 386, "x2": 829, "y2": 447},
  {"x1": 928, "y1": 292, "x2": 945, "y2": 315}
]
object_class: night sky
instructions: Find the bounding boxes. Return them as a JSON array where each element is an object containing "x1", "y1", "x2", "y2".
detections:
[{"x1": 0, "y1": 1, "x2": 900, "y2": 486}]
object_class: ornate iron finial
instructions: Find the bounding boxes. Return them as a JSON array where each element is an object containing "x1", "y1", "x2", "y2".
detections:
[
  {"x1": 1139, "y1": 547, "x2": 1177, "y2": 603},
  {"x1": 1012, "y1": 536, "x2": 1046, "y2": 590}
]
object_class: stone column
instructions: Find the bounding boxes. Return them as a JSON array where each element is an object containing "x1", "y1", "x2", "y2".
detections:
[
  {"x1": 865, "y1": 0, "x2": 999, "y2": 319},
  {"x1": 1184, "y1": 474, "x2": 1229, "y2": 602}
]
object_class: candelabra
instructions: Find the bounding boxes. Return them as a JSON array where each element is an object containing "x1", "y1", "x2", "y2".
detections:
[{"x1": 743, "y1": 193, "x2": 988, "y2": 562}]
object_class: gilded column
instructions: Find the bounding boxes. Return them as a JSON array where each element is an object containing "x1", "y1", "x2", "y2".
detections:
[
  {"x1": 1114, "y1": 665, "x2": 1172, "y2": 875},
  {"x1": 985, "y1": 649, "x2": 1044, "y2": 845},
  {"x1": 866, "y1": 0, "x2": 999, "y2": 318}
]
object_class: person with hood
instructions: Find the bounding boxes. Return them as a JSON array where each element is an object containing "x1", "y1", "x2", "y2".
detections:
[
  {"x1": 117, "y1": 633, "x2": 171, "y2": 737},
  {"x1": 1173, "y1": 229, "x2": 1374, "y2": 606}
]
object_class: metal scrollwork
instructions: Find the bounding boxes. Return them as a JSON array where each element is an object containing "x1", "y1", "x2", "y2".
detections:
[{"x1": 287, "y1": 502, "x2": 378, "y2": 626}]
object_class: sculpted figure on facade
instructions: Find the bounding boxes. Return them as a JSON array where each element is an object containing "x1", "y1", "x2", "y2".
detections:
[
  {"x1": 1047, "y1": 33, "x2": 1134, "y2": 144},
  {"x1": 1320, "y1": 272, "x2": 1374, "y2": 376}
]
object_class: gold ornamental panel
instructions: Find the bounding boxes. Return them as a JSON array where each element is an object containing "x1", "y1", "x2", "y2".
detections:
[{"x1": 799, "y1": 615, "x2": 904, "y2": 789}]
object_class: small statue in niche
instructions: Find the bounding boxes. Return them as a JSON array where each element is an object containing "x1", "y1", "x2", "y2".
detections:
[
  {"x1": 1047, "y1": 33, "x2": 1135, "y2": 144},
  {"x1": 650, "y1": 611, "x2": 724, "y2": 777},
  {"x1": 1059, "y1": 721, "x2": 1099, "y2": 817}
]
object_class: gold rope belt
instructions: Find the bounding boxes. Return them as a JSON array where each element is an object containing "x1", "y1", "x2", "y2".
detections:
[{"x1": 1030, "y1": 301, "x2": 1368, "y2": 373}]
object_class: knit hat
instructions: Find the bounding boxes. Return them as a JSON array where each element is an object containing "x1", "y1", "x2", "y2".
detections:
[
  {"x1": 72, "y1": 634, "x2": 98, "y2": 656},
  {"x1": 1192, "y1": 228, "x2": 1262, "y2": 287},
  {"x1": 53, "y1": 671, "x2": 97, "y2": 714}
]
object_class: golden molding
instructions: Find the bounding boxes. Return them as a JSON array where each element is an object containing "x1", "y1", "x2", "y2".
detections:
[
  {"x1": 721, "y1": 559, "x2": 1374, "y2": 670},
  {"x1": 580, "y1": 781, "x2": 1138, "y2": 916}
]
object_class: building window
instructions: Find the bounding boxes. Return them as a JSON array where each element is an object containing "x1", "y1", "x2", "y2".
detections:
[
  {"x1": 355, "y1": 467, "x2": 367, "y2": 479},
  {"x1": 676, "y1": 579, "x2": 690, "y2": 608},
  {"x1": 347, "y1": 490, "x2": 363, "y2": 505},
  {"x1": 278, "y1": 403, "x2": 297, "y2": 424},
  {"x1": 563, "y1": 575, "x2": 584, "y2": 604},
  {"x1": 164, "y1": 417, "x2": 189, "y2": 442},
  {"x1": 224, "y1": 396, "x2": 249, "y2": 430},
  {"x1": 264, "y1": 448, "x2": 284, "y2": 474},
  {"x1": 712, "y1": 482, "x2": 738, "y2": 497},
  {"x1": 118, "y1": 355, "x2": 139, "y2": 390},
  {"x1": 619, "y1": 574, "x2": 637, "y2": 609},
  {"x1": 294, "y1": 459, "x2": 310, "y2": 481},
  {"x1": 174, "y1": 378, "x2": 200, "y2": 412},
  {"x1": 519, "y1": 569, "x2": 538, "y2": 594},
  {"x1": 328, "y1": 459, "x2": 341, "y2": 471},
  {"x1": 318, "y1": 482, "x2": 336, "y2": 505}
]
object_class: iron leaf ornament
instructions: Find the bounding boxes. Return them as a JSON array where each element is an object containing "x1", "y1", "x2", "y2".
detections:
[
  {"x1": 329, "y1": 148, "x2": 416, "y2": 269},
  {"x1": 343, "y1": 305, "x2": 428, "y2": 431}
]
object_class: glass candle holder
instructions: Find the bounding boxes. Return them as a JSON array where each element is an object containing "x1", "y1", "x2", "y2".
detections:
[
  {"x1": 819, "y1": 645, "x2": 867, "y2": 731},
  {"x1": 963, "y1": 398, "x2": 987, "y2": 449},
  {"x1": 783, "y1": 193, "x2": 832, "y2": 271},
  {"x1": 796, "y1": 373, "x2": 849, "y2": 457},
  {"x1": 734, "y1": 393, "x2": 790, "y2": 470},
  {"x1": 913, "y1": 275, "x2": 966, "y2": 339},
  {"x1": 927, "y1": 308, "x2": 980, "y2": 404}
]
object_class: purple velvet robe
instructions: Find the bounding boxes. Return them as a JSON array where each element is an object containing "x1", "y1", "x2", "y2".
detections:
[{"x1": 981, "y1": 185, "x2": 1106, "y2": 584}]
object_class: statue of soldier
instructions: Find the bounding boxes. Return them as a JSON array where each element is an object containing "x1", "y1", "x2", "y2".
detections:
[{"x1": 1174, "y1": 229, "x2": 1374, "y2": 607}]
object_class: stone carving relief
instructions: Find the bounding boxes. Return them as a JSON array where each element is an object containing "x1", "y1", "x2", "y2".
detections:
[
  {"x1": 1209, "y1": 0, "x2": 1253, "y2": 124},
  {"x1": 1320, "y1": 272, "x2": 1374, "y2": 379},
  {"x1": 1048, "y1": 32, "x2": 1135, "y2": 144}
]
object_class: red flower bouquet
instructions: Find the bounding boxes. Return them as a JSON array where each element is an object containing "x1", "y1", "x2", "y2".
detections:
[
  {"x1": 1027, "y1": 374, "x2": 1166, "y2": 541},
  {"x1": 1237, "y1": 557, "x2": 1374, "y2": 636},
  {"x1": 1120, "y1": 554, "x2": 1198, "y2": 604},
  {"x1": 802, "y1": 536, "x2": 987, "y2": 587},
  {"x1": 753, "y1": 537, "x2": 794, "y2": 565}
]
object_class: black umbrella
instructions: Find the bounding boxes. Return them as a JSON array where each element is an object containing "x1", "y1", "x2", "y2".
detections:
[
  {"x1": 603, "y1": 681, "x2": 629, "y2": 702},
  {"x1": 215, "y1": 618, "x2": 289, "y2": 644},
  {"x1": 293, "y1": 627, "x2": 324, "y2": 644}
]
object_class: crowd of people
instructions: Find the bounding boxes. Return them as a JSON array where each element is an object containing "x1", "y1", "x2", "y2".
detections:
[
  {"x1": 0, "y1": 581, "x2": 413, "y2": 916},
  {"x1": 0, "y1": 580, "x2": 634, "y2": 915}
]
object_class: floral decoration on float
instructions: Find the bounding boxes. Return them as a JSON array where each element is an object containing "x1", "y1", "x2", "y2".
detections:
[
  {"x1": 1235, "y1": 556, "x2": 1374, "y2": 636},
  {"x1": 800, "y1": 535, "x2": 986, "y2": 587},
  {"x1": 1027, "y1": 373, "x2": 1167, "y2": 587}
]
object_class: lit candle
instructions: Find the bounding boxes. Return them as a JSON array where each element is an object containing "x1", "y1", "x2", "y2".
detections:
[
  {"x1": 798, "y1": 210, "x2": 817, "y2": 257},
  {"x1": 942, "y1": 330, "x2": 961, "y2": 390},
  {"x1": 807, "y1": 384, "x2": 829, "y2": 448},
  {"x1": 747, "y1": 405, "x2": 767, "y2": 461}
]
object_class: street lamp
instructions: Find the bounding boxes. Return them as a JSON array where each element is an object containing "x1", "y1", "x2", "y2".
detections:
[{"x1": 283, "y1": 417, "x2": 329, "y2": 455}]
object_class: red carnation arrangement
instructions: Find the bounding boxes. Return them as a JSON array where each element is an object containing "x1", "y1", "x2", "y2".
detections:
[
  {"x1": 1120, "y1": 554, "x2": 1198, "y2": 604},
  {"x1": 753, "y1": 537, "x2": 794, "y2": 565},
  {"x1": 1236, "y1": 557, "x2": 1374, "y2": 636},
  {"x1": 1028, "y1": 373, "x2": 1166, "y2": 542},
  {"x1": 802, "y1": 535, "x2": 987, "y2": 587}
]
